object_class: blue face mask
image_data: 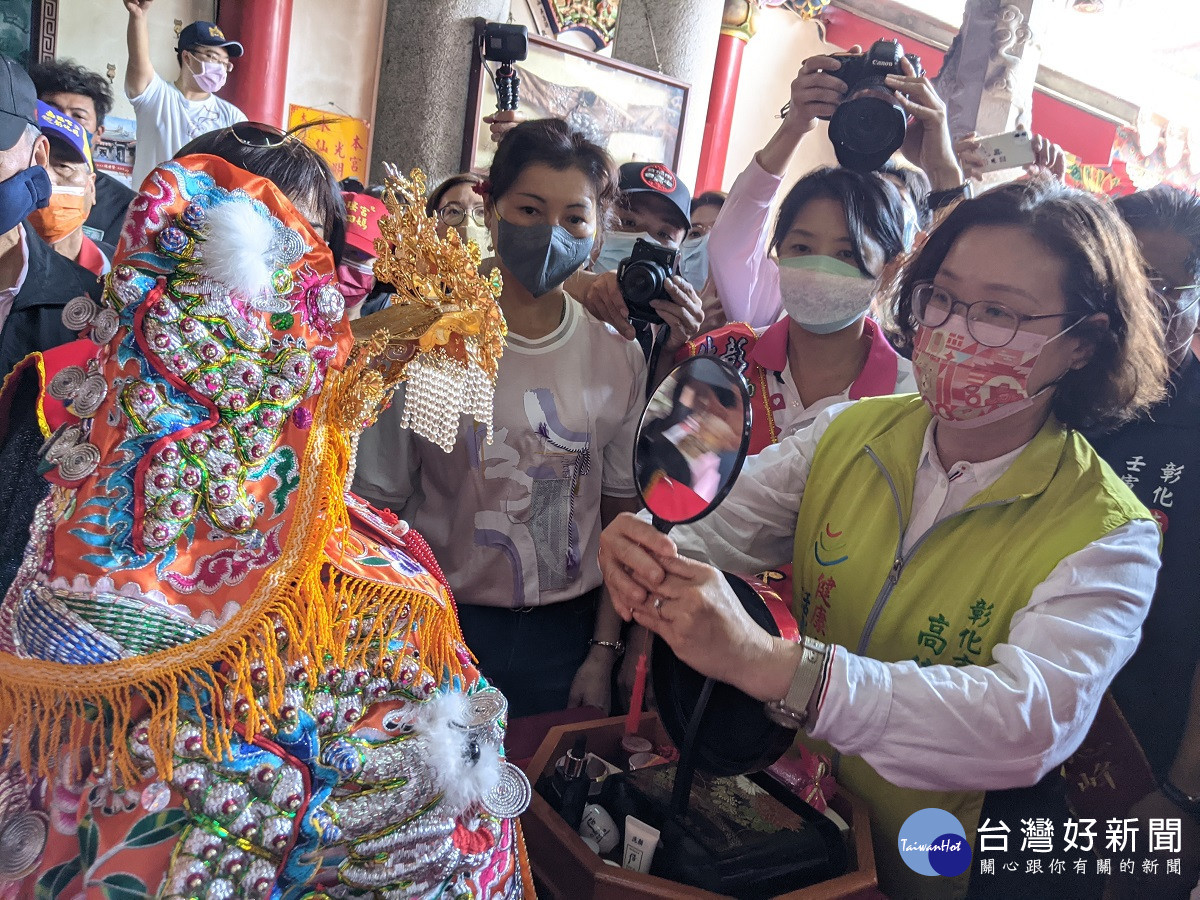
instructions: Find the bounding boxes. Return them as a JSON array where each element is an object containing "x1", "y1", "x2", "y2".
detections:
[
  {"x1": 0, "y1": 165, "x2": 51, "y2": 234},
  {"x1": 593, "y1": 230, "x2": 654, "y2": 274},
  {"x1": 679, "y1": 233, "x2": 709, "y2": 290},
  {"x1": 495, "y1": 216, "x2": 594, "y2": 298}
]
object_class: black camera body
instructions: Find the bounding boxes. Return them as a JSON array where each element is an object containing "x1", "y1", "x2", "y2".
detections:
[
  {"x1": 480, "y1": 22, "x2": 528, "y2": 64},
  {"x1": 824, "y1": 39, "x2": 923, "y2": 172},
  {"x1": 617, "y1": 238, "x2": 679, "y2": 325},
  {"x1": 827, "y1": 39, "x2": 923, "y2": 94}
]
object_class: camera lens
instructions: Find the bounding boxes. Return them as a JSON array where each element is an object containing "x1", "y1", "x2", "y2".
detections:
[
  {"x1": 621, "y1": 260, "x2": 664, "y2": 305},
  {"x1": 828, "y1": 90, "x2": 907, "y2": 171}
]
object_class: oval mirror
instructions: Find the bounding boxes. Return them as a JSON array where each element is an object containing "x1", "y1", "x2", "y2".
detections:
[{"x1": 634, "y1": 356, "x2": 751, "y2": 528}]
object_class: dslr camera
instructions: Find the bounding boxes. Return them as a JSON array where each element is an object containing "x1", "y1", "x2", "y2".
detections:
[
  {"x1": 824, "y1": 39, "x2": 923, "y2": 172},
  {"x1": 617, "y1": 238, "x2": 679, "y2": 325}
]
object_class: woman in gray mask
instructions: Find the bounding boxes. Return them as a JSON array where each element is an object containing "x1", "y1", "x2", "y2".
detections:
[{"x1": 354, "y1": 118, "x2": 647, "y2": 718}]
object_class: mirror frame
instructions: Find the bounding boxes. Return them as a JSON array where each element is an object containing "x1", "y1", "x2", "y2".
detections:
[{"x1": 633, "y1": 356, "x2": 753, "y2": 527}]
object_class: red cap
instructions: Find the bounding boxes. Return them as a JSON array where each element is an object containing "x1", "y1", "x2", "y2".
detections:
[{"x1": 342, "y1": 192, "x2": 386, "y2": 256}]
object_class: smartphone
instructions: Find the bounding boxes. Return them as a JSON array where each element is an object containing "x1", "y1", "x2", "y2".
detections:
[{"x1": 974, "y1": 129, "x2": 1036, "y2": 173}]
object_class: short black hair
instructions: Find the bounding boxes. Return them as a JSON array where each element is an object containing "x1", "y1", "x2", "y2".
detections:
[
  {"x1": 174, "y1": 125, "x2": 347, "y2": 266},
  {"x1": 690, "y1": 190, "x2": 726, "y2": 214},
  {"x1": 770, "y1": 166, "x2": 907, "y2": 274},
  {"x1": 488, "y1": 118, "x2": 618, "y2": 226},
  {"x1": 1114, "y1": 185, "x2": 1200, "y2": 282},
  {"x1": 884, "y1": 176, "x2": 1168, "y2": 431},
  {"x1": 28, "y1": 59, "x2": 113, "y2": 125}
]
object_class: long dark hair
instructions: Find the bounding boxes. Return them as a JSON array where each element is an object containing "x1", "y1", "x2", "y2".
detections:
[
  {"x1": 883, "y1": 176, "x2": 1168, "y2": 431},
  {"x1": 770, "y1": 166, "x2": 907, "y2": 274},
  {"x1": 176, "y1": 125, "x2": 347, "y2": 266},
  {"x1": 487, "y1": 118, "x2": 619, "y2": 226}
]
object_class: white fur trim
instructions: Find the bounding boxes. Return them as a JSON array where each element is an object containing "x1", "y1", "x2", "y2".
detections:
[
  {"x1": 415, "y1": 691, "x2": 503, "y2": 817},
  {"x1": 195, "y1": 198, "x2": 277, "y2": 300}
]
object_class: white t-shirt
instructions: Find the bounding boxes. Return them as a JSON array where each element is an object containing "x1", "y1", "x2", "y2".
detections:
[
  {"x1": 353, "y1": 296, "x2": 648, "y2": 608},
  {"x1": 128, "y1": 74, "x2": 246, "y2": 187}
]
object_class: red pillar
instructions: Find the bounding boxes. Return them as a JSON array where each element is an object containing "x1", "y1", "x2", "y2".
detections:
[
  {"x1": 218, "y1": 0, "x2": 295, "y2": 128},
  {"x1": 695, "y1": 32, "x2": 748, "y2": 194}
]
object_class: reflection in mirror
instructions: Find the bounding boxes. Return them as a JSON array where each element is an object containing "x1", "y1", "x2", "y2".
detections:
[{"x1": 635, "y1": 356, "x2": 751, "y2": 527}]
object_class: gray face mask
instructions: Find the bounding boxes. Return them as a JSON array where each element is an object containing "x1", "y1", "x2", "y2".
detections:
[{"x1": 495, "y1": 216, "x2": 594, "y2": 297}]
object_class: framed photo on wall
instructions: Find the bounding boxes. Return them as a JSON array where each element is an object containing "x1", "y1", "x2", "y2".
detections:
[{"x1": 463, "y1": 32, "x2": 689, "y2": 175}]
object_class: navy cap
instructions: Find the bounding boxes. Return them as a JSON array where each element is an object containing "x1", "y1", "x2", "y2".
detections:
[
  {"x1": 177, "y1": 21, "x2": 244, "y2": 59},
  {"x1": 0, "y1": 55, "x2": 38, "y2": 152},
  {"x1": 618, "y1": 162, "x2": 692, "y2": 233}
]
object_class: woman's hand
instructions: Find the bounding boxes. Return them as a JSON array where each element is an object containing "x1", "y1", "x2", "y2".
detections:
[
  {"x1": 783, "y1": 54, "x2": 851, "y2": 136},
  {"x1": 954, "y1": 132, "x2": 987, "y2": 182},
  {"x1": 124, "y1": 0, "x2": 153, "y2": 14},
  {"x1": 567, "y1": 648, "x2": 614, "y2": 714},
  {"x1": 599, "y1": 513, "x2": 792, "y2": 699},
  {"x1": 1026, "y1": 133, "x2": 1067, "y2": 181},
  {"x1": 577, "y1": 271, "x2": 635, "y2": 339},
  {"x1": 655, "y1": 275, "x2": 704, "y2": 353},
  {"x1": 887, "y1": 60, "x2": 963, "y2": 191},
  {"x1": 482, "y1": 110, "x2": 523, "y2": 144}
]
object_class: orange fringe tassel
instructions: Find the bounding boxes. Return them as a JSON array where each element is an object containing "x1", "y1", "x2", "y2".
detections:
[{"x1": 0, "y1": 359, "x2": 465, "y2": 785}]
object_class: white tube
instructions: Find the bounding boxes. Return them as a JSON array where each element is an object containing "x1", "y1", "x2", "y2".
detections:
[{"x1": 622, "y1": 815, "x2": 661, "y2": 874}]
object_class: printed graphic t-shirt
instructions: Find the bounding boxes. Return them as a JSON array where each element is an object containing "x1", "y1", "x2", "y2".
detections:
[
  {"x1": 129, "y1": 75, "x2": 246, "y2": 187},
  {"x1": 353, "y1": 296, "x2": 648, "y2": 608}
]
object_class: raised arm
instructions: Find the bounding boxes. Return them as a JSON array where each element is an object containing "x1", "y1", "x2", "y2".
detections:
[
  {"x1": 709, "y1": 54, "x2": 850, "y2": 327},
  {"x1": 124, "y1": 0, "x2": 156, "y2": 99}
]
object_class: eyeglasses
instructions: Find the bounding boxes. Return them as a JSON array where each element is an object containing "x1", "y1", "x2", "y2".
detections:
[
  {"x1": 437, "y1": 205, "x2": 486, "y2": 227},
  {"x1": 229, "y1": 122, "x2": 289, "y2": 148},
  {"x1": 912, "y1": 281, "x2": 1081, "y2": 348},
  {"x1": 1146, "y1": 270, "x2": 1200, "y2": 302},
  {"x1": 186, "y1": 49, "x2": 234, "y2": 72}
]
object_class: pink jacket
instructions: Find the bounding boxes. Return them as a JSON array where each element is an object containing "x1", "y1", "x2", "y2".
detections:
[{"x1": 708, "y1": 156, "x2": 788, "y2": 328}]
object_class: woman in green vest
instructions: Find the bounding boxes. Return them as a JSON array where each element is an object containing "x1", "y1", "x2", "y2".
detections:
[{"x1": 599, "y1": 177, "x2": 1170, "y2": 899}]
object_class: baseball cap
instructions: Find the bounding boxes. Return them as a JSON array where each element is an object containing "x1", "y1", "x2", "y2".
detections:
[
  {"x1": 342, "y1": 192, "x2": 386, "y2": 256},
  {"x1": 0, "y1": 55, "x2": 39, "y2": 152},
  {"x1": 177, "y1": 21, "x2": 244, "y2": 59},
  {"x1": 618, "y1": 162, "x2": 691, "y2": 233},
  {"x1": 36, "y1": 101, "x2": 92, "y2": 169}
]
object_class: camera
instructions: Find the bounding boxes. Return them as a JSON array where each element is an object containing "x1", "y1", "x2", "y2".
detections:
[
  {"x1": 480, "y1": 22, "x2": 528, "y2": 64},
  {"x1": 825, "y1": 39, "x2": 923, "y2": 172},
  {"x1": 478, "y1": 21, "x2": 529, "y2": 111},
  {"x1": 617, "y1": 238, "x2": 679, "y2": 325}
]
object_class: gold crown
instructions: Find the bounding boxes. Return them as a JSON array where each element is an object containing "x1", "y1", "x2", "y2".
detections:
[{"x1": 350, "y1": 167, "x2": 506, "y2": 452}]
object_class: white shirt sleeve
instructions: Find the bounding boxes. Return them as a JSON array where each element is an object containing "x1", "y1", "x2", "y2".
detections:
[
  {"x1": 667, "y1": 402, "x2": 855, "y2": 573},
  {"x1": 707, "y1": 158, "x2": 785, "y2": 328},
  {"x1": 128, "y1": 72, "x2": 167, "y2": 107},
  {"x1": 808, "y1": 517, "x2": 1160, "y2": 791}
]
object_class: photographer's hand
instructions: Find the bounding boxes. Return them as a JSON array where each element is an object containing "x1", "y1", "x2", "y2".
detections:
[
  {"x1": 1026, "y1": 133, "x2": 1067, "y2": 181},
  {"x1": 482, "y1": 110, "x2": 522, "y2": 144},
  {"x1": 758, "y1": 51, "x2": 855, "y2": 176},
  {"x1": 655, "y1": 275, "x2": 704, "y2": 354},
  {"x1": 953, "y1": 132, "x2": 988, "y2": 182},
  {"x1": 575, "y1": 270, "x2": 636, "y2": 340},
  {"x1": 887, "y1": 59, "x2": 963, "y2": 191}
]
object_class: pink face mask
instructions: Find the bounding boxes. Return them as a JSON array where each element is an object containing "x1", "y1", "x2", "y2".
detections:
[
  {"x1": 912, "y1": 313, "x2": 1078, "y2": 430},
  {"x1": 337, "y1": 262, "x2": 376, "y2": 309},
  {"x1": 187, "y1": 54, "x2": 229, "y2": 93}
]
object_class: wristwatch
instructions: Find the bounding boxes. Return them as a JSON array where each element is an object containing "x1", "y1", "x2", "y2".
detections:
[
  {"x1": 1161, "y1": 779, "x2": 1200, "y2": 821},
  {"x1": 764, "y1": 637, "x2": 829, "y2": 730}
]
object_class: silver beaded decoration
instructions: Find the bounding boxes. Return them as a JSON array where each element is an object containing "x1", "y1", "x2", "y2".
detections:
[{"x1": 61, "y1": 294, "x2": 98, "y2": 332}]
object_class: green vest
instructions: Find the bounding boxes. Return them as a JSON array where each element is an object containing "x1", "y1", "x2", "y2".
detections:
[{"x1": 790, "y1": 396, "x2": 1150, "y2": 900}]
